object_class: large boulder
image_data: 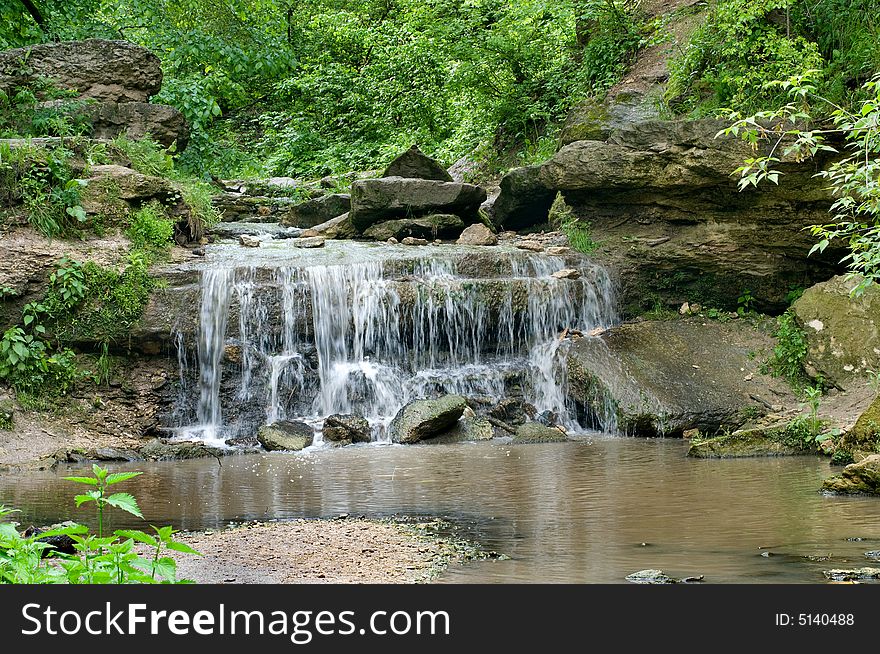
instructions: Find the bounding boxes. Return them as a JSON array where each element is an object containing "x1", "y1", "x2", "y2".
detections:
[
  {"x1": 363, "y1": 214, "x2": 464, "y2": 241},
  {"x1": 493, "y1": 165, "x2": 556, "y2": 231},
  {"x1": 79, "y1": 164, "x2": 182, "y2": 215},
  {"x1": 309, "y1": 212, "x2": 357, "y2": 239},
  {"x1": 457, "y1": 223, "x2": 497, "y2": 246},
  {"x1": 566, "y1": 319, "x2": 797, "y2": 436},
  {"x1": 822, "y1": 454, "x2": 880, "y2": 495},
  {"x1": 78, "y1": 101, "x2": 188, "y2": 149},
  {"x1": 389, "y1": 395, "x2": 468, "y2": 444},
  {"x1": 0, "y1": 39, "x2": 162, "y2": 103},
  {"x1": 512, "y1": 422, "x2": 567, "y2": 444},
  {"x1": 281, "y1": 194, "x2": 351, "y2": 229},
  {"x1": 322, "y1": 414, "x2": 371, "y2": 446},
  {"x1": 383, "y1": 145, "x2": 452, "y2": 182},
  {"x1": 349, "y1": 177, "x2": 486, "y2": 232},
  {"x1": 257, "y1": 421, "x2": 314, "y2": 451},
  {"x1": 424, "y1": 416, "x2": 495, "y2": 444},
  {"x1": 792, "y1": 275, "x2": 880, "y2": 391},
  {"x1": 686, "y1": 421, "x2": 808, "y2": 458},
  {"x1": 515, "y1": 119, "x2": 843, "y2": 313}
]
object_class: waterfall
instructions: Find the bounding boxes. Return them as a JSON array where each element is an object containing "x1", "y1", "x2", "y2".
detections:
[{"x1": 173, "y1": 242, "x2": 616, "y2": 443}]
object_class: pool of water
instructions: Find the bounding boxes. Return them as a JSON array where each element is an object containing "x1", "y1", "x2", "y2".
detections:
[{"x1": 1, "y1": 437, "x2": 877, "y2": 583}]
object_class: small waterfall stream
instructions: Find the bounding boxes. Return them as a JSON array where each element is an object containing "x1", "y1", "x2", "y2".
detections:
[{"x1": 172, "y1": 241, "x2": 616, "y2": 444}]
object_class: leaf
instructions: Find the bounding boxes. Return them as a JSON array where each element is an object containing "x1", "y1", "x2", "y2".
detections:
[
  {"x1": 105, "y1": 493, "x2": 144, "y2": 518},
  {"x1": 92, "y1": 464, "x2": 108, "y2": 480},
  {"x1": 74, "y1": 493, "x2": 97, "y2": 507},
  {"x1": 106, "y1": 471, "x2": 143, "y2": 486},
  {"x1": 63, "y1": 476, "x2": 99, "y2": 486},
  {"x1": 32, "y1": 523, "x2": 89, "y2": 539},
  {"x1": 115, "y1": 529, "x2": 158, "y2": 547},
  {"x1": 166, "y1": 541, "x2": 201, "y2": 556}
]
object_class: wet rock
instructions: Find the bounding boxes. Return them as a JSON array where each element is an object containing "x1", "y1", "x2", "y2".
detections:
[
  {"x1": 792, "y1": 275, "x2": 880, "y2": 391},
  {"x1": 535, "y1": 410, "x2": 559, "y2": 427},
  {"x1": 625, "y1": 569, "x2": 704, "y2": 584},
  {"x1": 291, "y1": 236, "x2": 326, "y2": 248},
  {"x1": 387, "y1": 237, "x2": 398, "y2": 244},
  {"x1": 865, "y1": 551, "x2": 880, "y2": 561},
  {"x1": 309, "y1": 212, "x2": 357, "y2": 239},
  {"x1": 427, "y1": 417, "x2": 495, "y2": 444},
  {"x1": 489, "y1": 398, "x2": 536, "y2": 426},
  {"x1": 687, "y1": 422, "x2": 808, "y2": 458},
  {"x1": 349, "y1": 177, "x2": 486, "y2": 232},
  {"x1": 224, "y1": 436, "x2": 260, "y2": 448},
  {"x1": 546, "y1": 246, "x2": 571, "y2": 256},
  {"x1": 552, "y1": 268, "x2": 581, "y2": 280},
  {"x1": 401, "y1": 237, "x2": 429, "y2": 246},
  {"x1": 363, "y1": 214, "x2": 465, "y2": 241},
  {"x1": 0, "y1": 39, "x2": 162, "y2": 103},
  {"x1": 281, "y1": 194, "x2": 351, "y2": 229},
  {"x1": 823, "y1": 567, "x2": 880, "y2": 581},
  {"x1": 494, "y1": 165, "x2": 556, "y2": 230},
  {"x1": 239, "y1": 234, "x2": 261, "y2": 248},
  {"x1": 22, "y1": 522, "x2": 80, "y2": 556},
  {"x1": 383, "y1": 144, "x2": 452, "y2": 182},
  {"x1": 390, "y1": 395, "x2": 468, "y2": 444},
  {"x1": 456, "y1": 223, "x2": 497, "y2": 246},
  {"x1": 822, "y1": 454, "x2": 880, "y2": 495},
  {"x1": 515, "y1": 241, "x2": 544, "y2": 252},
  {"x1": 512, "y1": 422, "x2": 567, "y2": 444},
  {"x1": 257, "y1": 421, "x2": 315, "y2": 452},
  {"x1": 566, "y1": 319, "x2": 795, "y2": 436},
  {"x1": 139, "y1": 439, "x2": 227, "y2": 460},
  {"x1": 322, "y1": 414, "x2": 371, "y2": 446}
]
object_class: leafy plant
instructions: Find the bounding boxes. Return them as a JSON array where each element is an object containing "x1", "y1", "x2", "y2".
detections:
[
  {"x1": 126, "y1": 202, "x2": 174, "y2": 253},
  {"x1": 766, "y1": 310, "x2": 811, "y2": 390},
  {"x1": 736, "y1": 289, "x2": 754, "y2": 316}
]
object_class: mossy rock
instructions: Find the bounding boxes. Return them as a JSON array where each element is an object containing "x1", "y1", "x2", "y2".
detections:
[
  {"x1": 846, "y1": 394, "x2": 880, "y2": 447},
  {"x1": 687, "y1": 422, "x2": 808, "y2": 458},
  {"x1": 257, "y1": 421, "x2": 314, "y2": 452},
  {"x1": 512, "y1": 422, "x2": 567, "y2": 444},
  {"x1": 822, "y1": 454, "x2": 880, "y2": 495},
  {"x1": 390, "y1": 395, "x2": 467, "y2": 444},
  {"x1": 427, "y1": 417, "x2": 495, "y2": 444}
]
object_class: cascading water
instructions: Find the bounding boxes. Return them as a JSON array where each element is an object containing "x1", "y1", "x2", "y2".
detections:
[{"x1": 172, "y1": 241, "x2": 617, "y2": 444}]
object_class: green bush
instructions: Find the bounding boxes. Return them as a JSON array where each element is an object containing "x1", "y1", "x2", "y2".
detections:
[
  {"x1": 766, "y1": 310, "x2": 811, "y2": 390},
  {"x1": 126, "y1": 202, "x2": 174, "y2": 253}
]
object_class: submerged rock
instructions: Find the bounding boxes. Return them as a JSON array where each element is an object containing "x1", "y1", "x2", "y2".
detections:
[
  {"x1": 512, "y1": 422, "x2": 567, "y2": 444},
  {"x1": 383, "y1": 145, "x2": 452, "y2": 182},
  {"x1": 456, "y1": 223, "x2": 497, "y2": 246},
  {"x1": 390, "y1": 395, "x2": 468, "y2": 444},
  {"x1": 427, "y1": 416, "x2": 495, "y2": 444},
  {"x1": 822, "y1": 454, "x2": 880, "y2": 495},
  {"x1": 363, "y1": 214, "x2": 465, "y2": 241},
  {"x1": 823, "y1": 568, "x2": 880, "y2": 581},
  {"x1": 139, "y1": 439, "x2": 227, "y2": 461},
  {"x1": 625, "y1": 569, "x2": 704, "y2": 584},
  {"x1": 687, "y1": 422, "x2": 808, "y2": 458},
  {"x1": 239, "y1": 234, "x2": 261, "y2": 248},
  {"x1": 322, "y1": 414, "x2": 371, "y2": 446},
  {"x1": 257, "y1": 421, "x2": 314, "y2": 452}
]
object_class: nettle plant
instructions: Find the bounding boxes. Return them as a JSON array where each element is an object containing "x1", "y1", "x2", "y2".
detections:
[
  {"x1": 0, "y1": 465, "x2": 199, "y2": 584},
  {"x1": 719, "y1": 70, "x2": 880, "y2": 295}
]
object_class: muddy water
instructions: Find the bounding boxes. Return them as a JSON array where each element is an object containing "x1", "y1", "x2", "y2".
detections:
[{"x1": 1, "y1": 438, "x2": 878, "y2": 583}]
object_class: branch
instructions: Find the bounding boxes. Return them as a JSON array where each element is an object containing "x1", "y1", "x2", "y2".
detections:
[{"x1": 19, "y1": 0, "x2": 45, "y2": 28}]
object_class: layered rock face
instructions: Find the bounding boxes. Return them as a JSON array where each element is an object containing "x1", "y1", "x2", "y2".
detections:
[
  {"x1": 494, "y1": 119, "x2": 845, "y2": 313},
  {"x1": 0, "y1": 39, "x2": 187, "y2": 149}
]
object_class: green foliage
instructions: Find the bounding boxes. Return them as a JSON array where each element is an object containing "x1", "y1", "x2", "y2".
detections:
[
  {"x1": 112, "y1": 134, "x2": 175, "y2": 178},
  {"x1": 0, "y1": 78, "x2": 91, "y2": 138},
  {"x1": 736, "y1": 289, "x2": 754, "y2": 316},
  {"x1": 562, "y1": 219, "x2": 600, "y2": 254},
  {"x1": 0, "y1": 466, "x2": 200, "y2": 584},
  {"x1": 666, "y1": 0, "x2": 824, "y2": 116},
  {"x1": 766, "y1": 309, "x2": 811, "y2": 390},
  {"x1": 126, "y1": 202, "x2": 174, "y2": 253}
]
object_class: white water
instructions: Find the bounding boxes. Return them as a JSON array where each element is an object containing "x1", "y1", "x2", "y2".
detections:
[{"x1": 173, "y1": 241, "x2": 617, "y2": 443}]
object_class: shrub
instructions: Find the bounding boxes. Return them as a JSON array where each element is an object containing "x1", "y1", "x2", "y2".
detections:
[{"x1": 126, "y1": 202, "x2": 174, "y2": 253}]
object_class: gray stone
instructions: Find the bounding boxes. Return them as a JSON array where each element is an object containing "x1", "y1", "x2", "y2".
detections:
[
  {"x1": 81, "y1": 101, "x2": 188, "y2": 149},
  {"x1": 401, "y1": 237, "x2": 428, "y2": 246},
  {"x1": 383, "y1": 145, "x2": 452, "y2": 182},
  {"x1": 426, "y1": 417, "x2": 495, "y2": 444},
  {"x1": 322, "y1": 414, "x2": 371, "y2": 446},
  {"x1": 309, "y1": 212, "x2": 357, "y2": 239},
  {"x1": 512, "y1": 422, "x2": 567, "y2": 444},
  {"x1": 456, "y1": 223, "x2": 497, "y2": 246},
  {"x1": 822, "y1": 454, "x2": 880, "y2": 495},
  {"x1": 349, "y1": 177, "x2": 486, "y2": 232},
  {"x1": 257, "y1": 421, "x2": 314, "y2": 451},
  {"x1": 239, "y1": 234, "x2": 261, "y2": 248},
  {"x1": 0, "y1": 39, "x2": 162, "y2": 103},
  {"x1": 281, "y1": 194, "x2": 351, "y2": 229},
  {"x1": 390, "y1": 395, "x2": 468, "y2": 444},
  {"x1": 494, "y1": 165, "x2": 556, "y2": 231},
  {"x1": 291, "y1": 236, "x2": 326, "y2": 248},
  {"x1": 363, "y1": 214, "x2": 464, "y2": 241},
  {"x1": 139, "y1": 439, "x2": 227, "y2": 460}
]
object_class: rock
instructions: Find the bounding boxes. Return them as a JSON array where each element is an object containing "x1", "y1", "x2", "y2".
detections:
[
  {"x1": 383, "y1": 144, "x2": 452, "y2": 182},
  {"x1": 80, "y1": 164, "x2": 180, "y2": 214},
  {"x1": 625, "y1": 569, "x2": 704, "y2": 584},
  {"x1": 291, "y1": 236, "x2": 326, "y2": 248},
  {"x1": 387, "y1": 237, "x2": 398, "y2": 244},
  {"x1": 560, "y1": 92, "x2": 660, "y2": 147},
  {"x1": 239, "y1": 234, "x2": 261, "y2": 248},
  {"x1": 865, "y1": 551, "x2": 880, "y2": 561},
  {"x1": 845, "y1": 394, "x2": 880, "y2": 448},
  {"x1": 281, "y1": 194, "x2": 351, "y2": 229},
  {"x1": 456, "y1": 223, "x2": 497, "y2": 246},
  {"x1": 257, "y1": 421, "x2": 314, "y2": 452},
  {"x1": 363, "y1": 214, "x2": 465, "y2": 241},
  {"x1": 546, "y1": 246, "x2": 571, "y2": 256},
  {"x1": 46, "y1": 100, "x2": 189, "y2": 149},
  {"x1": 139, "y1": 439, "x2": 227, "y2": 460},
  {"x1": 823, "y1": 568, "x2": 880, "y2": 581},
  {"x1": 515, "y1": 241, "x2": 544, "y2": 252},
  {"x1": 309, "y1": 212, "x2": 357, "y2": 239},
  {"x1": 349, "y1": 177, "x2": 486, "y2": 232},
  {"x1": 493, "y1": 165, "x2": 556, "y2": 230},
  {"x1": 822, "y1": 454, "x2": 880, "y2": 495},
  {"x1": 92, "y1": 447, "x2": 141, "y2": 461},
  {"x1": 390, "y1": 395, "x2": 468, "y2": 444},
  {"x1": 489, "y1": 398, "x2": 536, "y2": 426},
  {"x1": 322, "y1": 414, "x2": 371, "y2": 446},
  {"x1": 22, "y1": 522, "x2": 79, "y2": 556},
  {"x1": 426, "y1": 417, "x2": 495, "y2": 444},
  {"x1": 0, "y1": 39, "x2": 162, "y2": 103},
  {"x1": 300, "y1": 229, "x2": 320, "y2": 238},
  {"x1": 512, "y1": 422, "x2": 567, "y2": 444},
  {"x1": 566, "y1": 319, "x2": 795, "y2": 436},
  {"x1": 552, "y1": 268, "x2": 581, "y2": 280},
  {"x1": 792, "y1": 275, "x2": 880, "y2": 390},
  {"x1": 687, "y1": 422, "x2": 808, "y2": 458},
  {"x1": 401, "y1": 237, "x2": 428, "y2": 246},
  {"x1": 534, "y1": 119, "x2": 842, "y2": 313}
]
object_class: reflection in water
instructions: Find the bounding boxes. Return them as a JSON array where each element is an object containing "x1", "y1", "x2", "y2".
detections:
[{"x1": 1, "y1": 438, "x2": 877, "y2": 583}]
